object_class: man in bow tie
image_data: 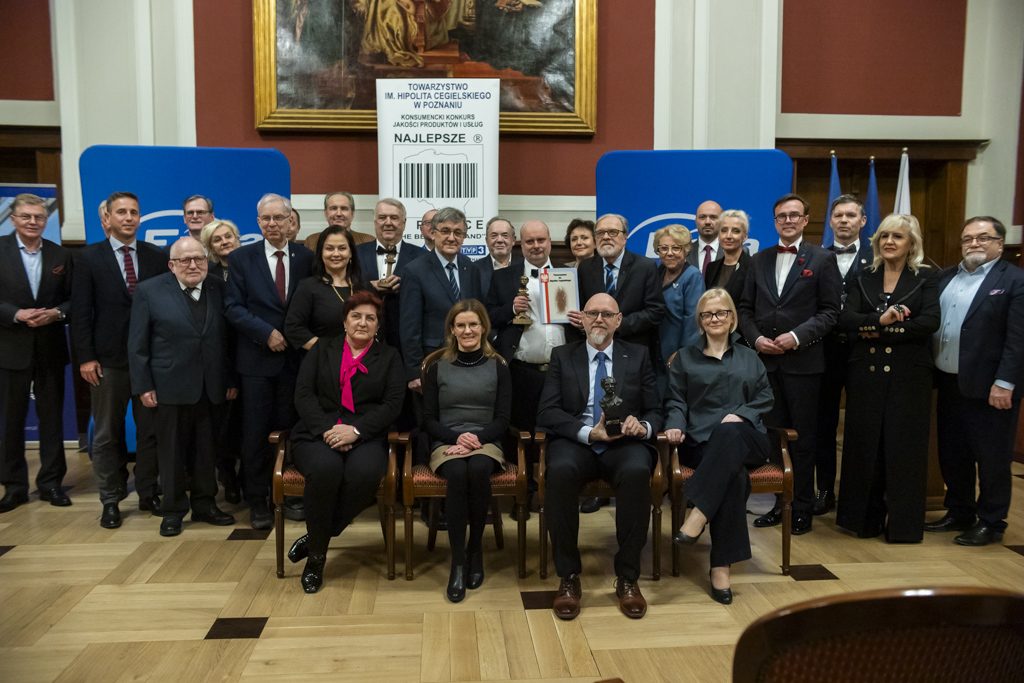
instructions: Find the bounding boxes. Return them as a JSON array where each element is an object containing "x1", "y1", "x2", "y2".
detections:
[{"x1": 738, "y1": 193, "x2": 841, "y2": 535}]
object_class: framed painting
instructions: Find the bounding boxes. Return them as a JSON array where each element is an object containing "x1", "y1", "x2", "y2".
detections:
[{"x1": 253, "y1": 0, "x2": 596, "y2": 134}]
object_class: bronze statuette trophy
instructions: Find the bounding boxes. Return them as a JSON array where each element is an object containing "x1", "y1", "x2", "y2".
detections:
[
  {"x1": 599, "y1": 376, "x2": 623, "y2": 436},
  {"x1": 512, "y1": 275, "x2": 532, "y2": 326},
  {"x1": 377, "y1": 246, "x2": 398, "y2": 290}
]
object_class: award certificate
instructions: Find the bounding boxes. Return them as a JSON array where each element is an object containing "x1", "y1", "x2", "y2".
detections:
[{"x1": 538, "y1": 268, "x2": 580, "y2": 324}]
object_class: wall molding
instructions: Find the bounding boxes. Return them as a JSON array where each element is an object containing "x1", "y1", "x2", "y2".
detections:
[
  {"x1": 0, "y1": 100, "x2": 60, "y2": 127},
  {"x1": 173, "y1": 0, "x2": 197, "y2": 146}
]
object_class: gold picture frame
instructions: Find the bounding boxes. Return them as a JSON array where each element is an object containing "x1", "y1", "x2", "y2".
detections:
[{"x1": 253, "y1": 0, "x2": 596, "y2": 134}]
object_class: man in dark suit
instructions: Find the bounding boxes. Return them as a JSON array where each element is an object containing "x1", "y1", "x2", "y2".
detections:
[
  {"x1": 927, "y1": 216, "x2": 1024, "y2": 546},
  {"x1": 471, "y1": 216, "x2": 522, "y2": 297},
  {"x1": 128, "y1": 237, "x2": 237, "y2": 536},
  {"x1": 738, "y1": 193, "x2": 841, "y2": 535},
  {"x1": 538, "y1": 293, "x2": 663, "y2": 620},
  {"x1": 685, "y1": 200, "x2": 723, "y2": 276},
  {"x1": 71, "y1": 191, "x2": 169, "y2": 528},
  {"x1": 0, "y1": 194, "x2": 73, "y2": 513},
  {"x1": 813, "y1": 194, "x2": 873, "y2": 515},
  {"x1": 224, "y1": 193, "x2": 314, "y2": 529}
]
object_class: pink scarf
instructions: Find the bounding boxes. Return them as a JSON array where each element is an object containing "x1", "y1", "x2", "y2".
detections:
[{"x1": 339, "y1": 340, "x2": 371, "y2": 414}]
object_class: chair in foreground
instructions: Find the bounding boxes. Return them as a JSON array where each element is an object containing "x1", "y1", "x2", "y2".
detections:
[
  {"x1": 271, "y1": 429, "x2": 405, "y2": 581},
  {"x1": 733, "y1": 586, "x2": 1024, "y2": 682}
]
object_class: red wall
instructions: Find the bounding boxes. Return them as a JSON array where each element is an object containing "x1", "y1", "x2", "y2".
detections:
[
  {"x1": 193, "y1": 1, "x2": 655, "y2": 197},
  {"x1": 781, "y1": 0, "x2": 966, "y2": 116},
  {"x1": 0, "y1": 0, "x2": 55, "y2": 101}
]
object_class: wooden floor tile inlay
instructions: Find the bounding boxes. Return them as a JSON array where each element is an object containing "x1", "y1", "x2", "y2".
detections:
[
  {"x1": 205, "y1": 617, "x2": 268, "y2": 640},
  {"x1": 520, "y1": 590, "x2": 559, "y2": 610},
  {"x1": 226, "y1": 529, "x2": 271, "y2": 541},
  {"x1": 0, "y1": 545, "x2": 14, "y2": 558},
  {"x1": 787, "y1": 564, "x2": 840, "y2": 581}
]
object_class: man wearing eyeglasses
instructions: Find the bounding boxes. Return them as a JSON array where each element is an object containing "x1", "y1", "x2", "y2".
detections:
[
  {"x1": 224, "y1": 193, "x2": 314, "y2": 529},
  {"x1": 128, "y1": 237, "x2": 237, "y2": 536},
  {"x1": 538, "y1": 293, "x2": 663, "y2": 620},
  {"x1": 738, "y1": 193, "x2": 841, "y2": 535},
  {"x1": 928, "y1": 216, "x2": 1024, "y2": 546},
  {"x1": 182, "y1": 195, "x2": 215, "y2": 241},
  {"x1": 0, "y1": 194, "x2": 73, "y2": 513}
]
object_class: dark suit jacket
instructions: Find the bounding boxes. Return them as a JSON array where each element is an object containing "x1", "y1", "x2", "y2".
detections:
[
  {"x1": 687, "y1": 241, "x2": 749, "y2": 269},
  {"x1": 127, "y1": 273, "x2": 234, "y2": 405},
  {"x1": 577, "y1": 251, "x2": 666, "y2": 356},
  {"x1": 355, "y1": 239, "x2": 427, "y2": 353},
  {"x1": 224, "y1": 240, "x2": 313, "y2": 377},
  {"x1": 0, "y1": 235, "x2": 73, "y2": 370},
  {"x1": 398, "y1": 251, "x2": 481, "y2": 380},
  {"x1": 536, "y1": 339, "x2": 664, "y2": 454},
  {"x1": 292, "y1": 335, "x2": 406, "y2": 444},
  {"x1": 704, "y1": 251, "x2": 752, "y2": 311},
  {"x1": 738, "y1": 242, "x2": 842, "y2": 374},
  {"x1": 472, "y1": 254, "x2": 524, "y2": 300},
  {"x1": 71, "y1": 238, "x2": 169, "y2": 368},
  {"x1": 935, "y1": 259, "x2": 1024, "y2": 399}
]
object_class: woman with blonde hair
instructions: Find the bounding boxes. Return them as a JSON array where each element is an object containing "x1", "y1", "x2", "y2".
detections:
[
  {"x1": 653, "y1": 224, "x2": 705, "y2": 362},
  {"x1": 200, "y1": 219, "x2": 241, "y2": 281}
]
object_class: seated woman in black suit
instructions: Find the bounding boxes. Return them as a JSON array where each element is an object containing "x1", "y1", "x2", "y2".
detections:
[
  {"x1": 837, "y1": 214, "x2": 939, "y2": 543},
  {"x1": 287, "y1": 290, "x2": 405, "y2": 593},
  {"x1": 285, "y1": 226, "x2": 364, "y2": 350},
  {"x1": 422, "y1": 299, "x2": 511, "y2": 602},
  {"x1": 704, "y1": 210, "x2": 751, "y2": 344},
  {"x1": 664, "y1": 288, "x2": 773, "y2": 604}
]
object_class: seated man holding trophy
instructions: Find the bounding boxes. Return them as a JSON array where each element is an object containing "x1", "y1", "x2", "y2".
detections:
[{"x1": 536, "y1": 293, "x2": 663, "y2": 621}]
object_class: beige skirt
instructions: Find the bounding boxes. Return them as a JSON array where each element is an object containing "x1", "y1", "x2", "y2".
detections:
[{"x1": 429, "y1": 442, "x2": 505, "y2": 473}]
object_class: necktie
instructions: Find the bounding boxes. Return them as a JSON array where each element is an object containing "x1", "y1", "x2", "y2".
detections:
[
  {"x1": 605, "y1": 264, "x2": 616, "y2": 296},
  {"x1": 446, "y1": 262, "x2": 460, "y2": 300},
  {"x1": 702, "y1": 244, "x2": 712, "y2": 275},
  {"x1": 376, "y1": 246, "x2": 388, "y2": 255},
  {"x1": 122, "y1": 246, "x2": 137, "y2": 295},
  {"x1": 831, "y1": 244, "x2": 857, "y2": 255},
  {"x1": 592, "y1": 351, "x2": 608, "y2": 454},
  {"x1": 274, "y1": 251, "x2": 286, "y2": 303},
  {"x1": 776, "y1": 245, "x2": 798, "y2": 254},
  {"x1": 185, "y1": 287, "x2": 197, "y2": 301}
]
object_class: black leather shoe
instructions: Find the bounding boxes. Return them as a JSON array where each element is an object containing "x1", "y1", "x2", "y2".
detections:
[
  {"x1": 709, "y1": 570, "x2": 733, "y2": 605},
  {"x1": 39, "y1": 487, "x2": 72, "y2": 507},
  {"x1": 792, "y1": 512, "x2": 812, "y2": 535},
  {"x1": 100, "y1": 503, "x2": 122, "y2": 529},
  {"x1": 282, "y1": 496, "x2": 305, "y2": 522},
  {"x1": 250, "y1": 501, "x2": 273, "y2": 530},
  {"x1": 288, "y1": 535, "x2": 309, "y2": 563},
  {"x1": 753, "y1": 505, "x2": 783, "y2": 528},
  {"x1": 192, "y1": 505, "x2": 235, "y2": 526},
  {"x1": 221, "y1": 472, "x2": 241, "y2": 505},
  {"x1": 138, "y1": 494, "x2": 164, "y2": 517},
  {"x1": 954, "y1": 522, "x2": 1004, "y2": 547},
  {"x1": 466, "y1": 551, "x2": 484, "y2": 589},
  {"x1": 0, "y1": 491, "x2": 29, "y2": 513},
  {"x1": 924, "y1": 513, "x2": 976, "y2": 533},
  {"x1": 580, "y1": 497, "x2": 609, "y2": 514},
  {"x1": 446, "y1": 563, "x2": 467, "y2": 602},
  {"x1": 812, "y1": 490, "x2": 835, "y2": 516},
  {"x1": 673, "y1": 524, "x2": 705, "y2": 547},
  {"x1": 160, "y1": 515, "x2": 183, "y2": 537},
  {"x1": 301, "y1": 552, "x2": 326, "y2": 593}
]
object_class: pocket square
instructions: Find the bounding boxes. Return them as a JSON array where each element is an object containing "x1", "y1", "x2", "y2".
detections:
[
  {"x1": 801, "y1": 269, "x2": 814, "y2": 277},
  {"x1": 52, "y1": 265, "x2": 65, "y2": 275},
  {"x1": 989, "y1": 289, "x2": 1005, "y2": 295}
]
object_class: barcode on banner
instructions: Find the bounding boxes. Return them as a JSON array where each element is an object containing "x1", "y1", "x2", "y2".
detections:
[{"x1": 397, "y1": 163, "x2": 479, "y2": 199}]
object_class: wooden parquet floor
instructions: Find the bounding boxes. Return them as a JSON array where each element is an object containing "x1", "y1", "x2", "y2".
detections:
[{"x1": 2, "y1": 449, "x2": 1024, "y2": 683}]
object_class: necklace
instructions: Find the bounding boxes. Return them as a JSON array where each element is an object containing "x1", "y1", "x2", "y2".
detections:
[{"x1": 330, "y1": 278, "x2": 349, "y2": 302}]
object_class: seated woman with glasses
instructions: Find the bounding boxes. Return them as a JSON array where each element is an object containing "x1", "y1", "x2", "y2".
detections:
[
  {"x1": 704, "y1": 211, "x2": 751, "y2": 345},
  {"x1": 422, "y1": 299, "x2": 511, "y2": 603},
  {"x1": 654, "y1": 225, "x2": 705, "y2": 376},
  {"x1": 664, "y1": 288, "x2": 773, "y2": 605}
]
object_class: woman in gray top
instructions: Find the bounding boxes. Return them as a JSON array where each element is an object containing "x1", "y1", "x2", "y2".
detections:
[
  {"x1": 664, "y1": 288, "x2": 773, "y2": 605},
  {"x1": 422, "y1": 299, "x2": 511, "y2": 603}
]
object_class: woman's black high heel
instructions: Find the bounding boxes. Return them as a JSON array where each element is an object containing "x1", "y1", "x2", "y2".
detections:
[
  {"x1": 447, "y1": 563, "x2": 467, "y2": 602},
  {"x1": 709, "y1": 568, "x2": 732, "y2": 605},
  {"x1": 288, "y1": 534, "x2": 309, "y2": 563},
  {"x1": 673, "y1": 524, "x2": 706, "y2": 547},
  {"x1": 466, "y1": 551, "x2": 484, "y2": 589},
  {"x1": 301, "y1": 552, "x2": 326, "y2": 594}
]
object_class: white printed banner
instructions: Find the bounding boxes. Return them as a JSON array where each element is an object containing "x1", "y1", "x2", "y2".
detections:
[{"x1": 376, "y1": 79, "x2": 500, "y2": 257}]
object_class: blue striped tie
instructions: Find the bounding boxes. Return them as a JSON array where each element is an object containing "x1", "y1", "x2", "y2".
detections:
[
  {"x1": 605, "y1": 264, "x2": 615, "y2": 296},
  {"x1": 446, "y1": 262, "x2": 461, "y2": 300},
  {"x1": 593, "y1": 351, "x2": 608, "y2": 454}
]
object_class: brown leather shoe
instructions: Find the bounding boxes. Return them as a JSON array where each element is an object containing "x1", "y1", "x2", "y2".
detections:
[
  {"x1": 615, "y1": 577, "x2": 647, "y2": 619},
  {"x1": 552, "y1": 574, "x2": 582, "y2": 620}
]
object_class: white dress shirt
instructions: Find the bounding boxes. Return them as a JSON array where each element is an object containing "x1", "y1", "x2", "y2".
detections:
[
  {"x1": 178, "y1": 279, "x2": 204, "y2": 301},
  {"x1": 775, "y1": 236, "x2": 803, "y2": 296},
  {"x1": 264, "y1": 239, "x2": 290, "y2": 294},
  {"x1": 602, "y1": 250, "x2": 626, "y2": 290},
  {"x1": 515, "y1": 260, "x2": 566, "y2": 363},
  {"x1": 833, "y1": 240, "x2": 858, "y2": 278},
  {"x1": 697, "y1": 237, "x2": 720, "y2": 267},
  {"x1": 109, "y1": 235, "x2": 138, "y2": 285},
  {"x1": 575, "y1": 341, "x2": 651, "y2": 444},
  {"x1": 374, "y1": 240, "x2": 403, "y2": 280},
  {"x1": 16, "y1": 233, "x2": 42, "y2": 300}
]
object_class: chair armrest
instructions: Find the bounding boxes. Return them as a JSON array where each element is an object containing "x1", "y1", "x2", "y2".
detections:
[
  {"x1": 767, "y1": 427, "x2": 797, "y2": 499},
  {"x1": 401, "y1": 430, "x2": 416, "y2": 505},
  {"x1": 270, "y1": 429, "x2": 291, "y2": 504},
  {"x1": 384, "y1": 431, "x2": 407, "y2": 507},
  {"x1": 651, "y1": 433, "x2": 666, "y2": 503}
]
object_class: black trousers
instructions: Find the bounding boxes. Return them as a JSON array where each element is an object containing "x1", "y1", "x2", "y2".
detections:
[
  {"x1": 814, "y1": 337, "x2": 850, "y2": 493},
  {"x1": 546, "y1": 437, "x2": 654, "y2": 581},
  {"x1": 437, "y1": 454, "x2": 498, "y2": 564},
  {"x1": 935, "y1": 372, "x2": 1018, "y2": 532},
  {"x1": 154, "y1": 394, "x2": 220, "y2": 516},
  {"x1": 239, "y1": 373, "x2": 297, "y2": 504},
  {"x1": 215, "y1": 396, "x2": 242, "y2": 483},
  {"x1": 293, "y1": 438, "x2": 388, "y2": 555},
  {"x1": 765, "y1": 370, "x2": 820, "y2": 514},
  {"x1": 0, "y1": 361, "x2": 66, "y2": 495},
  {"x1": 680, "y1": 422, "x2": 770, "y2": 567}
]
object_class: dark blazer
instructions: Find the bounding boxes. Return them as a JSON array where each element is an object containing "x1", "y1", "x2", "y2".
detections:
[
  {"x1": 704, "y1": 251, "x2": 751, "y2": 310},
  {"x1": 292, "y1": 335, "x2": 406, "y2": 444},
  {"x1": 224, "y1": 240, "x2": 314, "y2": 377},
  {"x1": 355, "y1": 239, "x2": 427, "y2": 353},
  {"x1": 536, "y1": 339, "x2": 664, "y2": 453},
  {"x1": 398, "y1": 251, "x2": 481, "y2": 381},
  {"x1": 71, "y1": 238, "x2": 169, "y2": 368},
  {"x1": 208, "y1": 261, "x2": 229, "y2": 282},
  {"x1": 0, "y1": 235, "x2": 73, "y2": 370},
  {"x1": 472, "y1": 254, "x2": 524, "y2": 300},
  {"x1": 686, "y1": 240, "x2": 725, "y2": 269},
  {"x1": 127, "y1": 273, "x2": 234, "y2": 405},
  {"x1": 935, "y1": 259, "x2": 1024, "y2": 400},
  {"x1": 577, "y1": 251, "x2": 666, "y2": 356},
  {"x1": 738, "y1": 242, "x2": 842, "y2": 374}
]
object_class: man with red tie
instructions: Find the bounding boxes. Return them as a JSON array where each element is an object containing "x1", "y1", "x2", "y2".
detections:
[
  {"x1": 738, "y1": 193, "x2": 841, "y2": 535},
  {"x1": 685, "y1": 200, "x2": 723, "y2": 276}
]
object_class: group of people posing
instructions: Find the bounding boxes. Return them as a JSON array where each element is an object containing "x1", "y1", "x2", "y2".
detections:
[{"x1": 0, "y1": 188, "x2": 1020, "y2": 623}]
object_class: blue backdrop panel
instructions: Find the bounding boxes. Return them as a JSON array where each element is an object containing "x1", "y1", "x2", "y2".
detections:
[
  {"x1": 79, "y1": 145, "x2": 291, "y2": 247},
  {"x1": 595, "y1": 150, "x2": 794, "y2": 258}
]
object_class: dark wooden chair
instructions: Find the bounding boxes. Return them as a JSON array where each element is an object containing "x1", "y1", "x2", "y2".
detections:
[
  {"x1": 732, "y1": 586, "x2": 1024, "y2": 682},
  {"x1": 271, "y1": 429, "x2": 406, "y2": 581},
  {"x1": 403, "y1": 349, "x2": 529, "y2": 580}
]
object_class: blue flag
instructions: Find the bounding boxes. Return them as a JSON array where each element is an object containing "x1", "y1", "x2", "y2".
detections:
[
  {"x1": 821, "y1": 155, "x2": 841, "y2": 247},
  {"x1": 863, "y1": 158, "x2": 881, "y2": 250}
]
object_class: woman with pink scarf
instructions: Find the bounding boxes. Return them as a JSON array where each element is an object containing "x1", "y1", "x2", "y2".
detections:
[{"x1": 287, "y1": 290, "x2": 405, "y2": 593}]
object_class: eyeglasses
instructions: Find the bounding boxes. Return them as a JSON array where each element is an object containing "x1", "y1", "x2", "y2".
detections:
[
  {"x1": 960, "y1": 235, "x2": 1001, "y2": 246},
  {"x1": 594, "y1": 229, "x2": 624, "y2": 239},
  {"x1": 435, "y1": 228, "x2": 466, "y2": 239},
  {"x1": 12, "y1": 214, "x2": 47, "y2": 224},
  {"x1": 172, "y1": 256, "x2": 208, "y2": 266},
  {"x1": 657, "y1": 245, "x2": 684, "y2": 255},
  {"x1": 698, "y1": 310, "x2": 732, "y2": 322},
  {"x1": 583, "y1": 310, "x2": 619, "y2": 320},
  {"x1": 774, "y1": 213, "x2": 805, "y2": 224},
  {"x1": 258, "y1": 214, "x2": 289, "y2": 224},
  {"x1": 185, "y1": 210, "x2": 210, "y2": 217}
]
